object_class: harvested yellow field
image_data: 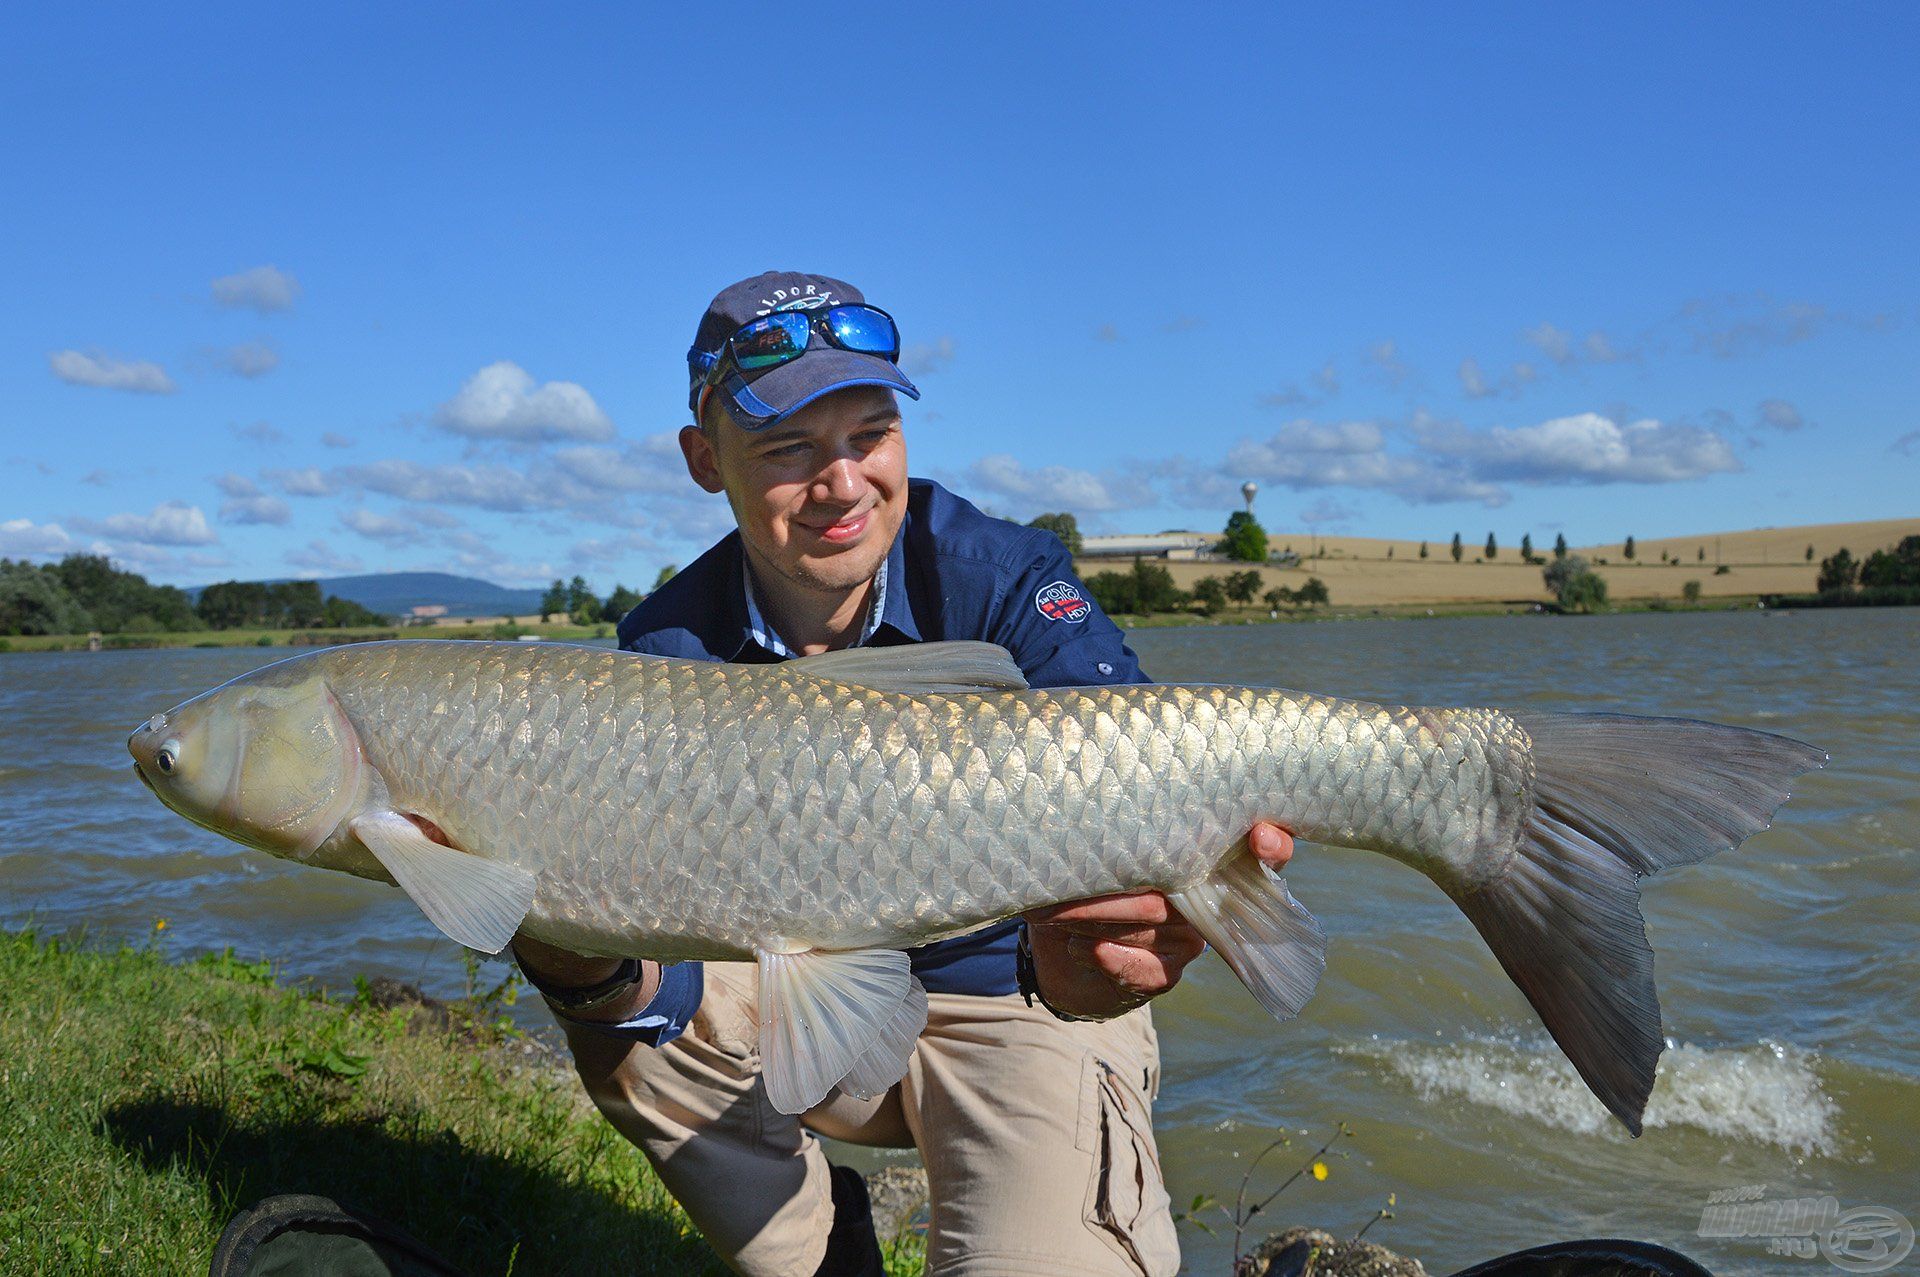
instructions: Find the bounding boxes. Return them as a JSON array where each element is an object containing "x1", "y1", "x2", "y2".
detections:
[{"x1": 1075, "y1": 516, "x2": 1920, "y2": 608}]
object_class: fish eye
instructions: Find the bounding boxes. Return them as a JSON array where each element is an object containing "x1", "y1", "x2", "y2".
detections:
[{"x1": 156, "y1": 739, "x2": 181, "y2": 775}]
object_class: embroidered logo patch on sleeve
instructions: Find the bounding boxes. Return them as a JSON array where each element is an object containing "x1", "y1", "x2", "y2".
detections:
[{"x1": 1034, "y1": 580, "x2": 1092, "y2": 623}]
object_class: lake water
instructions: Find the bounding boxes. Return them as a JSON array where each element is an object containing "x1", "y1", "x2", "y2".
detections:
[{"x1": 3, "y1": 610, "x2": 1914, "y2": 1274}]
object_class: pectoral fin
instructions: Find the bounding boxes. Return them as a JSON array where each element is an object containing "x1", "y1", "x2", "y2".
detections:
[
  {"x1": 351, "y1": 811, "x2": 536, "y2": 955},
  {"x1": 756, "y1": 946, "x2": 926, "y2": 1115}
]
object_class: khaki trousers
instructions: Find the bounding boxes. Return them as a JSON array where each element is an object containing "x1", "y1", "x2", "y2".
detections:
[{"x1": 558, "y1": 961, "x2": 1181, "y2": 1277}]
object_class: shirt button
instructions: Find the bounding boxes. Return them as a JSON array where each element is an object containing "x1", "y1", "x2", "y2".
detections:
[{"x1": 1096, "y1": 662, "x2": 1114, "y2": 676}]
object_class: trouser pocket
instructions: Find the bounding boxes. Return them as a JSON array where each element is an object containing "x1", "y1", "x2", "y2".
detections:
[{"x1": 1074, "y1": 1049, "x2": 1181, "y2": 1277}]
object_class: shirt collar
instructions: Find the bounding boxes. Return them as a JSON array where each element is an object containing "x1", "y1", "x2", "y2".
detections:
[{"x1": 737, "y1": 519, "x2": 917, "y2": 658}]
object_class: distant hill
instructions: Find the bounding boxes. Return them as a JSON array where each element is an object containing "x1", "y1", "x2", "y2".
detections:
[{"x1": 190, "y1": 572, "x2": 546, "y2": 619}]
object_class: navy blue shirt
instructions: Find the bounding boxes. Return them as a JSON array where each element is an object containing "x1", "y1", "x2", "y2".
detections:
[{"x1": 591, "y1": 478, "x2": 1148, "y2": 1044}]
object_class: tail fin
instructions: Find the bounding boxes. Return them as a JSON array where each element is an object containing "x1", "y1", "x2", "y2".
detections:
[{"x1": 1456, "y1": 712, "x2": 1825, "y2": 1134}]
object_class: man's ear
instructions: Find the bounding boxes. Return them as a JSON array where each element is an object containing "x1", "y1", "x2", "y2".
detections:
[{"x1": 679, "y1": 424, "x2": 726, "y2": 494}]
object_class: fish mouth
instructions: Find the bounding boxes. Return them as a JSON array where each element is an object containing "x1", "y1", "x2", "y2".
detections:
[{"x1": 133, "y1": 762, "x2": 157, "y2": 795}]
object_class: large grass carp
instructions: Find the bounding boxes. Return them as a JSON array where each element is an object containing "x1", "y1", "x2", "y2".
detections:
[{"x1": 128, "y1": 639, "x2": 1822, "y2": 1127}]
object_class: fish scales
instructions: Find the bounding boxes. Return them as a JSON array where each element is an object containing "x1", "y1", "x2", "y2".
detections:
[{"x1": 310, "y1": 642, "x2": 1523, "y2": 961}]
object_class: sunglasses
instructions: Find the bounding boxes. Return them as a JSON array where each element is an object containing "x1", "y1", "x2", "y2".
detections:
[{"x1": 690, "y1": 304, "x2": 901, "y2": 395}]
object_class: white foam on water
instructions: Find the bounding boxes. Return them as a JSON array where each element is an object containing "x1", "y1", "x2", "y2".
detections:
[{"x1": 1339, "y1": 1036, "x2": 1841, "y2": 1155}]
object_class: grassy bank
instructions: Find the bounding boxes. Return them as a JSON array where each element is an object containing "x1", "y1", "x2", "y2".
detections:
[
  {"x1": 0, "y1": 929, "x2": 923, "y2": 1275},
  {"x1": 0, "y1": 620, "x2": 613, "y2": 654}
]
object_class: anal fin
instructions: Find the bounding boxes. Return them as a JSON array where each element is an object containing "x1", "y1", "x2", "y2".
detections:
[
  {"x1": 756, "y1": 946, "x2": 925, "y2": 1115},
  {"x1": 351, "y1": 811, "x2": 536, "y2": 955},
  {"x1": 1167, "y1": 840, "x2": 1327, "y2": 1020}
]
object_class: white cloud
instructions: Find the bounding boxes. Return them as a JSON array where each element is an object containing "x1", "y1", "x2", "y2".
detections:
[
  {"x1": 232, "y1": 421, "x2": 286, "y2": 445},
  {"x1": 71, "y1": 501, "x2": 218, "y2": 546},
  {"x1": 1524, "y1": 322, "x2": 1575, "y2": 366},
  {"x1": 211, "y1": 265, "x2": 300, "y2": 313},
  {"x1": 1757, "y1": 398, "x2": 1806, "y2": 431},
  {"x1": 220, "y1": 495, "x2": 290, "y2": 525},
  {"x1": 320, "y1": 431, "x2": 355, "y2": 449},
  {"x1": 1093, "y1": 324, "x2": 1120, "y2": 343},
  {"x1": 1223, "y1": 419, "x2": 1506, "y2": 506},
  {"x1": 1363, "y1": 340, "x2": 1410, "y2": 385},
  {"x1": 0, "y1": 517, "x2": 90, "y2": 559},
  {"x1": 267, "y1": 466, "x2": 335, "y2": 496},
  {"x1": 1458, "y1": 357, "x2": 1494, "y2": 399},
  {"x1": 1298, "y1": 498, "x2": 1358, "y2": 527},
  {"x1": 214, "y1": 473, "x2": 259, "y2": 498},
  {"x1": 1891, "y1": 430, "x2": 1920, "y2": 456},
  {"x1": 962, "y1": 454, "x2": 1155, "y2": 515},
  {"x1": 339, "y1": 458, "x2": 545, "y2": 512},
  {"x1": 1417, "y1": 411, "x2": 1741, "y2": 484},
  {"x1": 900, "y1": 336, "x2": 955, "y2": 377},
  {"x1": 435, "y1": 361, "x2": 614, "y2": 443},
  {"x1": 48, "y1": 350, "x2": 175, "y2": 394},
  {"x1": 338, "y1": 507, "x2": 422, "y2": 545},
  {"x1": 549, "y1": 435, "x2": 689, "y2": 496},
  {"x1": 219, "y1": 342, "x2": 280, "y2": 378},
  {"x1": 285, "y1": 539, "x2": 363, "y2": 576}
]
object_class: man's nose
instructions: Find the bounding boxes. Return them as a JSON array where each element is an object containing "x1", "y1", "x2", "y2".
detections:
[{"x1": 812, "y1": 456, "x2": 866, "y2": 505}]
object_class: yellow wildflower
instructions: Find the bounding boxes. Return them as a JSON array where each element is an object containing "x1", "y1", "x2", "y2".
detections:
[{"x1": 1311, "y1": 1161, "x2": 1329, "y2": 1181}]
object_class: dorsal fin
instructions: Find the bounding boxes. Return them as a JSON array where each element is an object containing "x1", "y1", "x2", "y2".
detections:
[{"x1": 789, "y1": 641, "x2": 1029, "y2": 695}]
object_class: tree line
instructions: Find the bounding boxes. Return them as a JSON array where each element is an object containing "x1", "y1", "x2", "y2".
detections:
[
  {"x1": 1802, "y1": 537, "x2": 1920, "y2": 607},
  {"x1": 538, "y1": 566, "x2": 677, "y2": 627},
  {"x1": 0, "y1": 554, "x2": 386, "y2": 637},
  {"x1": 1082, "y1": 558, "x2": 1329, "y2": 619}
]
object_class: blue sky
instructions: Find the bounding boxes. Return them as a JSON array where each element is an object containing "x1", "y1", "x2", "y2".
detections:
[{"x1": 3, "y1": 3, "x2": 1915, "y2": 588}]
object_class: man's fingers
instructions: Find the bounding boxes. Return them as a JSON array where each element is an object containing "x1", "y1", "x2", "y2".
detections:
[{"x1": 1249, "y1": 821, "x2": 1295, "y2": 868}]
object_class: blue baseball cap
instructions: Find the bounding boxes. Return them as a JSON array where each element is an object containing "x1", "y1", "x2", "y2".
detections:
[{"x1": 687, "y1": 271, "x2": 919, "y2": 430}]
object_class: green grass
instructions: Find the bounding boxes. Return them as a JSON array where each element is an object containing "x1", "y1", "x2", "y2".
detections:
[{"x1": 0, "y1": 928, "x2": 925, "y2": 1275}]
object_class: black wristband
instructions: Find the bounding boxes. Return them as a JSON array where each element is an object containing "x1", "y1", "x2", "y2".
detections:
[
  {"x1": 1015, "y1": 924, "x2": 1097, "y2": 1023},
  {"x1": 515, "y1": 952, "x2": 647, "y2": 1013}
]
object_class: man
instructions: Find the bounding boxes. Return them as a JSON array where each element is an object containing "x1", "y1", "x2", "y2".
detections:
[{"x1": 513, "y1": 272, "x2": 1294, "y2": 1277}]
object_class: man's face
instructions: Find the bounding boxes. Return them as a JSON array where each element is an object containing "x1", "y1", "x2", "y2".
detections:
[{"x1": 680, "y1": 385, "x2": 908, "y2": 597}]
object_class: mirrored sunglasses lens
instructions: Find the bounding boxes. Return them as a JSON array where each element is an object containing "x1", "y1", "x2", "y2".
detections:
[
  {"x1": 826, "y1": 306, "x2": 899, "y2": 356},
  {"x1": 733, "y1": 313, "x2": 810, "y2": 370}
]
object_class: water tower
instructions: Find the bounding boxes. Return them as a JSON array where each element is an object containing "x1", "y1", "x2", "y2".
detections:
[{"x1": 1241, "y1": 480, "x2": 1258, "y2": 514}]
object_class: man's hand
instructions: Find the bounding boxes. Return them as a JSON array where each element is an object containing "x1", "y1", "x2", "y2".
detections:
[{"x1": 1023, "y1": 822, "x2": 1294, "y2": 1019}]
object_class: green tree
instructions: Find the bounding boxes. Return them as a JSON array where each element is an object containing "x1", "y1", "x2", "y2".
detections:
[
  {"x1": 1816, "y1": 548, "x2": 1858, "y2": 594},
  {"x1": 1484, "y1": 532, "x2": 1498, "y2": 560},
  {"x1": 1294, "y1": 577, "x2": 1330, "y2": 607},
  {"x1": 1520, "y1": 533, "x2": 1533, "y2": 562},
  {"x1": 1084, "y1": 571, "x2": 1136, "y2": 615},
  {"x1": 565, "y1": 576, "x2": 595, "y2": 616},
  {"x1": 1026, "y1": 512, "x2": 1083, "y2": 556},
  {"x1": 1216, "y1": 511, "x2": 1269, "y2": 562},
  {"x1": 540, "y1": 579, "x2": 568, "y2": 618},
  {"x1": 1450, "y1": 532, "x2": 1463, "y2": 563},
  {"x1": 1697, "y1": 546, "x2": 1705, "y2": 562},
  {"x1": 600, "y1": 584, "x2": 644, "y2": 623},
  {"x1": 1262, "y1": 586, "x2": 1294, "y2": 610},
  {"x1": 1418, "y1": 541, "x2": 1428, "y2": 560},
  {"x1": 1544, "y1": 555, "x2": 1608, "y2": 613},
  {"x1": 1130, "y1": 558, "x2": 1182, "y2": 612},
  {"x1": 1224, "y1": 570, "x2": 1262, "y2": 605},
  {"x1": 651, "y1": 565, "x2": 678, "y2": 591},
  {"x1": 0, "y1": 561, "x2": 88, "y2": 635},
  {"x1": 1805, "y1": 544, "x2": 1815, "y2": 562},
  {"x1": 1554, "y1": 533, "x2": 1568, "y2": 560},
  {"x1": 1623, "y1": 535, "x2": 1636, "y2": 561},
  {"x1": 1190, "y1": 576, "x2": 1228, "y2": 615},
  {"x1": 1682, "y1": 580, "x2": 1702, "y2": 604},
  {"x1": 1859, "y1": 536, "x2": 1920, "y2": 588}
]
